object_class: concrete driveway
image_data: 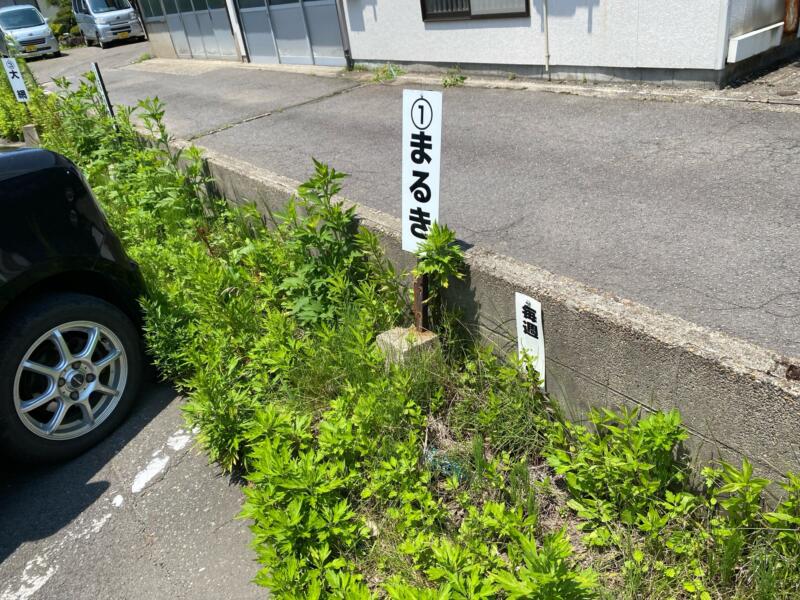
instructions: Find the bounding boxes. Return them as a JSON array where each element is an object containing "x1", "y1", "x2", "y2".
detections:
[
  {"x1": 0, "y1": 376, "x2": 263, "y2": 600},
  {"x1": 27, "y1": 43, "x2": 800, "y2": 359}
]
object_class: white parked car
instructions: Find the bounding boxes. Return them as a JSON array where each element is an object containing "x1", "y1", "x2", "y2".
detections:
[
  {"x1": 72, "y1": 0, "x2": 145, "y2": 49},
  {"x1": 0, "y1": 5, "x2": 60, "y2": 59}
]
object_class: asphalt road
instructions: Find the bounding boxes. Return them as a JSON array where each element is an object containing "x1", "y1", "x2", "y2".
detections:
[
  {"x1": 0, "y1": 376, "x2": 263, "y2": 600},
  {"x1": 27, "y1": 43, "x2": 800, "y2": 359}
]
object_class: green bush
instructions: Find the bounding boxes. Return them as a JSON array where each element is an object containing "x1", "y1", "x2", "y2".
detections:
[
  {"x1": 24, "y1": 71, "x2": 800, "y2": 600},
  {"x1": 0, "y1": 79, "x2": 28, "y2": 140},
  {"x1": 547, "y1": 407, "x2": 688, "y2": 539},
  {"x1": 0, "y1": 58, "x2": 54, "y2": 141},
  {"x1": 47, "y1": 0, "x2": 77, "y2": 39}
]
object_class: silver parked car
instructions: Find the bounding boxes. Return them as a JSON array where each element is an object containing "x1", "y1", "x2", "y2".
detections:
[
  {"x1": 72, "y1": 0, "x2": 145, "y2": 49},
  {"x1": 0, "y1": 5, "x2": 60, "y2": 59}
]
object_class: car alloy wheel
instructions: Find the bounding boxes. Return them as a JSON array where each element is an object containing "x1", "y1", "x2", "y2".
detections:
[{"x1": 13, "y1": 320, "x2": 128, "y2": 441}]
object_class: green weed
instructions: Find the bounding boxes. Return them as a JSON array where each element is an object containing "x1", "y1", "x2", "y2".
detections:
[
  {"x1": 372, "y1": 63, "x2": 406, "y2": 83},
  {"x1": 16, "y1": 70, "x2": 800, "y2": 600},
  {"x1": 442, "y1": 66, "x2": 466, "y2": 88}
]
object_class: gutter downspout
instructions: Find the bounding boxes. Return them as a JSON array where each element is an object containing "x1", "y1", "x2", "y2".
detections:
[
  {"x1": 543, "y1": 0, "x2": 551, "y2": 80},
  {"x1": 335, "y1": 0, "x2": 354, "y2": 69}
]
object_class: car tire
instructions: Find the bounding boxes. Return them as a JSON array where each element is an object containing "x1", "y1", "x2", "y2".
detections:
[
  {"x1": 51, "y1": 51, "x2": 62, "y2": 58},
  {"x1": 0, "y1": 292, "x2": 142, "y2": 463},
  {"x1": 99, "y1": 39, "x2": 107, "y2": 49}
]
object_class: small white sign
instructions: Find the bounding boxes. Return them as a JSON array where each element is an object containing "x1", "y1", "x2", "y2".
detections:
[
  {"x1": 401, "y1": 89, "x2": 442, "y2": 253},
  {"x1": 91, "y1": 62, "x2": 114, "y2": 117},
  {"x1": 515, "y1": 292, "x2": 545, "y2": 387},
  {"x1": 2, "y1": 58, "x2": 29, "y2": 104}
]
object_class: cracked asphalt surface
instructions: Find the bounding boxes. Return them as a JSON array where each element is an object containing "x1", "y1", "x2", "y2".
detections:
[
  {"x1": 0, "y1": 377, "x2": 262, "y2": 600},
  {"x1": 28, "y1": 42, "x2": 799, "y2": 358}
]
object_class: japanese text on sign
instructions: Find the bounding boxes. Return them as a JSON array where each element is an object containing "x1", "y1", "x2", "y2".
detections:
[
  {"x1": 402, "y1": 89, "x2": 442, "y2": 253},
  {"x1": 2, "y1": 58, "x2": 29, "y2": 104},
  {"x1": 515, "y1": 292, "x2": 545, "y2": 388}
]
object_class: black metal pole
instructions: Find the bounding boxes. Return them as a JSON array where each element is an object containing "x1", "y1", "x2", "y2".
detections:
[{"x1": 91, "y1": 62, "x2": 115, "y2": 120}]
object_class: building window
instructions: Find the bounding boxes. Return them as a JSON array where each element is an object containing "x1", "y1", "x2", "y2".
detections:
[{"x1": 421, "y1": 0, "x2": 529, "y2": 21}]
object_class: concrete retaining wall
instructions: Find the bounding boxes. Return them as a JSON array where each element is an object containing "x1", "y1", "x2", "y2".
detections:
[{"x1": 184, "y1": 141, "x2": 800, "y2": 480}]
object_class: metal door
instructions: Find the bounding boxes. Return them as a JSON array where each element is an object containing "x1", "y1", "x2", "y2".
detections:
[
  {"x1": 208, "y1": 0, "x2": 237, "y2": 57},
  {"x1": 268, "y1": 0, "x2": 312, "y2": 65},
  {"x1": 193, "y1": 0, "x2": 221, "y2": 57},
  {"x1": 236, "y1": 0, "x2": 278, "y2": 63},
  {"x1": 236, "y1": 0, "x2": 344, "y2": 66},
  {"x1": 163, "y1": 0, "x2": 192, "y2": 58},
  {"x1": 157, "y1": 0, "x2": 236, "y2": 59},
  {"x1": 301, "y1": 0, "x2": 344, "y2": 66},
  {"x1": 175, "y1": 0, "x2": 206, "y2": 57}
]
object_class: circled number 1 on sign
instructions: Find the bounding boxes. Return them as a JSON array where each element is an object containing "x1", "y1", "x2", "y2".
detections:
[{"x1": 411, "y1": 97, "x2": 433, "y2": 130}]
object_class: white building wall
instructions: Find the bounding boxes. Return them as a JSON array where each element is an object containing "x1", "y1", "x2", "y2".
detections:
[{"x1": 343, "y1": 0, "x2": 731, "y2": 71}]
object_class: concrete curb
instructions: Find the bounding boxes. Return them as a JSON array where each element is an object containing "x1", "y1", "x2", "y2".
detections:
[{"x1": 176, "y1": 139, "x2": 800, "y2": 479}]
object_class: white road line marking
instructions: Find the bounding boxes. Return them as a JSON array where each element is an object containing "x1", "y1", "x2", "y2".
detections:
[
  {"x1": 131, "y1": 455, "x2": 169, "y2": 493},
  {"x1": 1, "y1": 556, "x2": 57, "y2": 600},
  {"x1": 166, "y1": 430, "x2": 191, "y2": 451}
]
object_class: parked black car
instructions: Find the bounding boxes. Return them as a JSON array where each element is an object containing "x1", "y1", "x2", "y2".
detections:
[{"x1": 0, "y1": 148, "x2": 143, "y2": 462}]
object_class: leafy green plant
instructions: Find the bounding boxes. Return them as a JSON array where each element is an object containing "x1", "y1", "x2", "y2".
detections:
[
  {"x1": 29, "y1": 72, "x2": 800, "y2": 600},
  {"x1": 493, "y1": 530, "x2": 598, "y2": 599},
  {"x1": 372, "y1": 63, "x2": 406, "y2": 83},
  {"x1": 764, "y1": 473, "x2": 800, "y2": 558},
  {"x1": 442, "y1": 66, "x2": 466, "y2": 88},
  {"x1": 412, "y1": 222, "x2": 465, "y2": 329},
  {"x1": 548, "y1": 408, "x2": 688, "y2": 541},
  {"x1": 46, "y1": 0, "x2": 77, "y2": 39},
  {"x1": 0, "y1": 57, "x2": 52, "y2": 141}
]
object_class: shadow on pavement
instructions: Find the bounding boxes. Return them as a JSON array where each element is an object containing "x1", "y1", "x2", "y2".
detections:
[
  {"x1": 0, "y1": 369, "x2": 175, "y2": 564},
  {"x1": 726, "y1": 55, "x2": 800, "y2": 89}
]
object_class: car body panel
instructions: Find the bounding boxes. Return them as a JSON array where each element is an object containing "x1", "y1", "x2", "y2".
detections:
[{"x1": 0, "y1": 149, "x2": 144, "y2": 323}]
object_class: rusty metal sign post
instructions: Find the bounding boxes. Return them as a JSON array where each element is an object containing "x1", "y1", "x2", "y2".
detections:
[{"x1": 413, "y1": 274, "x2": 429, "y2": 331}]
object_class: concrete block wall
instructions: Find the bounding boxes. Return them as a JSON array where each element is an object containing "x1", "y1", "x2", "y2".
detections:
[{"x1": 186, "y1": 141, "x2": 800, "y2": 481}]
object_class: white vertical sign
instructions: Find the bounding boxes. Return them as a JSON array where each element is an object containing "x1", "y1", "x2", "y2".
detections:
[
  {"x1": 2, "y1": 58, "x2": 29, "y2": 104},
  {"x1": 401, "y1": 89, "x2": 442, "y2": 253},
  {"x1": 515, "y1": 292, "x2": 545, "y2": 388}
]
